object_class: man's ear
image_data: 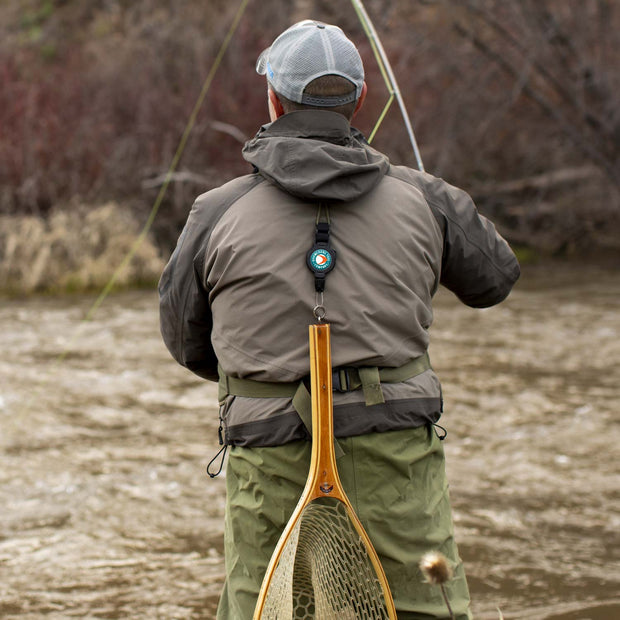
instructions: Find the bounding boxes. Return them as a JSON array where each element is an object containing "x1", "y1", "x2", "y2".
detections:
[
  {"x1": 352, "y1": 81, "x2": 368, "y2": 119},
  {"x1": 268, "y1": 88, "x2": 285, "y2": 120}
]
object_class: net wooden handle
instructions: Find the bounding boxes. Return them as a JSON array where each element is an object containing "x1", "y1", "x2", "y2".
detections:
[{"x1": 308, "y1": 324, "x2": 347, "y2": 502}]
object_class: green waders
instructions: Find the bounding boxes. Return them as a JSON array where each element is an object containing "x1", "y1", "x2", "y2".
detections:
[{"x1": 216, "y1": 425, "x2": 472, "y2": 619}]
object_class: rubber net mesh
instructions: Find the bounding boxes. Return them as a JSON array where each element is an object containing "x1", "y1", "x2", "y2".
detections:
[{"x1": 260, "y1": 498, "x2": 391, "y2": 619}]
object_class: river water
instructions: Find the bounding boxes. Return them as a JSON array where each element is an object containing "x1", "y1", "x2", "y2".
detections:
[{"x1": 0, "y1": 262, "x2": 618, "y2": 619}]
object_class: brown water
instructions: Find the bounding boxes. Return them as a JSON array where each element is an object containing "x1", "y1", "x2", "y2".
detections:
[{"x1": 1, "y1": 263, "x2": 618, "y2": 619}]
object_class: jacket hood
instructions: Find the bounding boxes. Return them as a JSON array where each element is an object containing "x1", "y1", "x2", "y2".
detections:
[{"x1": 242, "y1": 110, "x2": 390, "y2": 202}]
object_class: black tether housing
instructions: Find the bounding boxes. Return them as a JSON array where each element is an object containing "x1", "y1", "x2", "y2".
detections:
[{"x1": 306, "y1": 221, "x2": 337, "y2": 293}]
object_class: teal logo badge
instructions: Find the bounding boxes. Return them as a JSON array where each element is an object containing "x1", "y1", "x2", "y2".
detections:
[{"x1": 309, "y1": 249, "x2": 333, "y2": 271}]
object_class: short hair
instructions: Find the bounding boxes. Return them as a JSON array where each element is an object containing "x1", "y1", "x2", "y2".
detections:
[{"x1": 274, "y1": 74, "x2": 358, "y2": 120}]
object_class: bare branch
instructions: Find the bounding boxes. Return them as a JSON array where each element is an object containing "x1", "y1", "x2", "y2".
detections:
[
  {"x1": 209, "y1": 121, "x2": 248, "y2": 144},
  {"x1": 141, "y1": 171, "x2": 216, "y2": 190},
  {"x1": 452, "y1": 20, "x2": 620, "y2": 192}
]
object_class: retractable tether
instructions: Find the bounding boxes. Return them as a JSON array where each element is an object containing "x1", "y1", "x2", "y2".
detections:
[{"x1": 306, "y1": 206, "x2": 337, "y2": 321}]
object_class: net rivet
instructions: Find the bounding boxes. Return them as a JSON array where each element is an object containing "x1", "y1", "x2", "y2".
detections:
[{"x1": 320, "y1": 483, "x2": 334, "y2": 494}]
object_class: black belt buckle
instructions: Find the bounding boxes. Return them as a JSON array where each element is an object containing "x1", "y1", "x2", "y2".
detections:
[{"x1": 332, "y1": 368, "x2": 352, "y2": 392}]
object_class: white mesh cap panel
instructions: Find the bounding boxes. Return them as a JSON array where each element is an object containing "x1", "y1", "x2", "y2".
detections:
[{"x1": 256, "y1": 20, "x2": 364, "y2": 106}]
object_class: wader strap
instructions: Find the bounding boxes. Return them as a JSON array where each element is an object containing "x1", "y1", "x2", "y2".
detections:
[
  {"x1": 378, "y1": 352, "x2": 432, "y2": 383},
  {"x1": 332, "y1": 352, "x2": 432, "y2": 406},
  {"x1": 218, "y1": 368, "x2": 298, "y2": 403},
  {"x1": 217, "y1": 365, "x2": 344, "y2": 458},
  {"x1": 357, "y1": 366, "x2": 384, "y2": 406}
]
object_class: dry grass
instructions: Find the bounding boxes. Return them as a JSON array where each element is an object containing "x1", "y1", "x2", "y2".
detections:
[{"x1": 0, "y1": 203, "x2": 164, "y2": 295}]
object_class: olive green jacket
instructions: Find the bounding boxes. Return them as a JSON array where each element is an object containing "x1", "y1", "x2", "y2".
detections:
[{"x1": 159, "y1": 110, "x2": 520, "y2": 446}]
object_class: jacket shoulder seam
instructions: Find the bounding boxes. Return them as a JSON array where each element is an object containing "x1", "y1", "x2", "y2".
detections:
[
  {"x1": 388, "y1": 168, "x2": 514, "y2": 279},
  {"x1": 193, "y1": 174, "x2": 264, "y2": 281}
]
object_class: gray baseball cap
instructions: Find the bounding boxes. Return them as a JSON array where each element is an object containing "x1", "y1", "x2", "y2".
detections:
[{"x1": 256, "y1": 20, "x2": 364, "y2": 107}]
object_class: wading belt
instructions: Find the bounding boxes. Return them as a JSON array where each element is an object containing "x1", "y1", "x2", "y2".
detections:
[{"x1": 218, "y1": 352, "x2": 432, "y2": 452}]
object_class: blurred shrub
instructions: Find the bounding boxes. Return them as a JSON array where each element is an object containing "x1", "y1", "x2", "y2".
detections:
[{"x1": 0, "y1": 0, "x2": 264, "y2": 219}]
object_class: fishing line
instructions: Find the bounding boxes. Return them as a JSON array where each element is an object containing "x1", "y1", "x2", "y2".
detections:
[
  {"x1": 351, "y1": 0, "x2": 425, "y2": 171},
  {"x1": 56, "y1": 0, "x2": 249, "y2": 342},
  {"x1": 83, "y1": 0, "x2": 251, "y2": 324},
  {"x1": 351, "y1": 1, "x2": 394, "y2": 144},
  {"x1": 5, "y1": 0, "x2": 250, "y2": 434}
]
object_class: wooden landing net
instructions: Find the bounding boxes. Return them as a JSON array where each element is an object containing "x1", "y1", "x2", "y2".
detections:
[{"x1": 254, "y1": 324, "x2": 396, "y2": 619}]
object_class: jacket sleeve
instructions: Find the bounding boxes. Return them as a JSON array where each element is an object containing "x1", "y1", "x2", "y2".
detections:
[
  {"x1": 422, "y1": 175, "x2": 520, "y2": 308},
  {"x1": 158, "y1": 198, "x2": 219, "y2": 381}
]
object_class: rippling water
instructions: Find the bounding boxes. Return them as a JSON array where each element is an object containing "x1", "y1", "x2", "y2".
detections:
[{"x1": 0, "y1": 262, "x2": 618, "y2": 619}]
